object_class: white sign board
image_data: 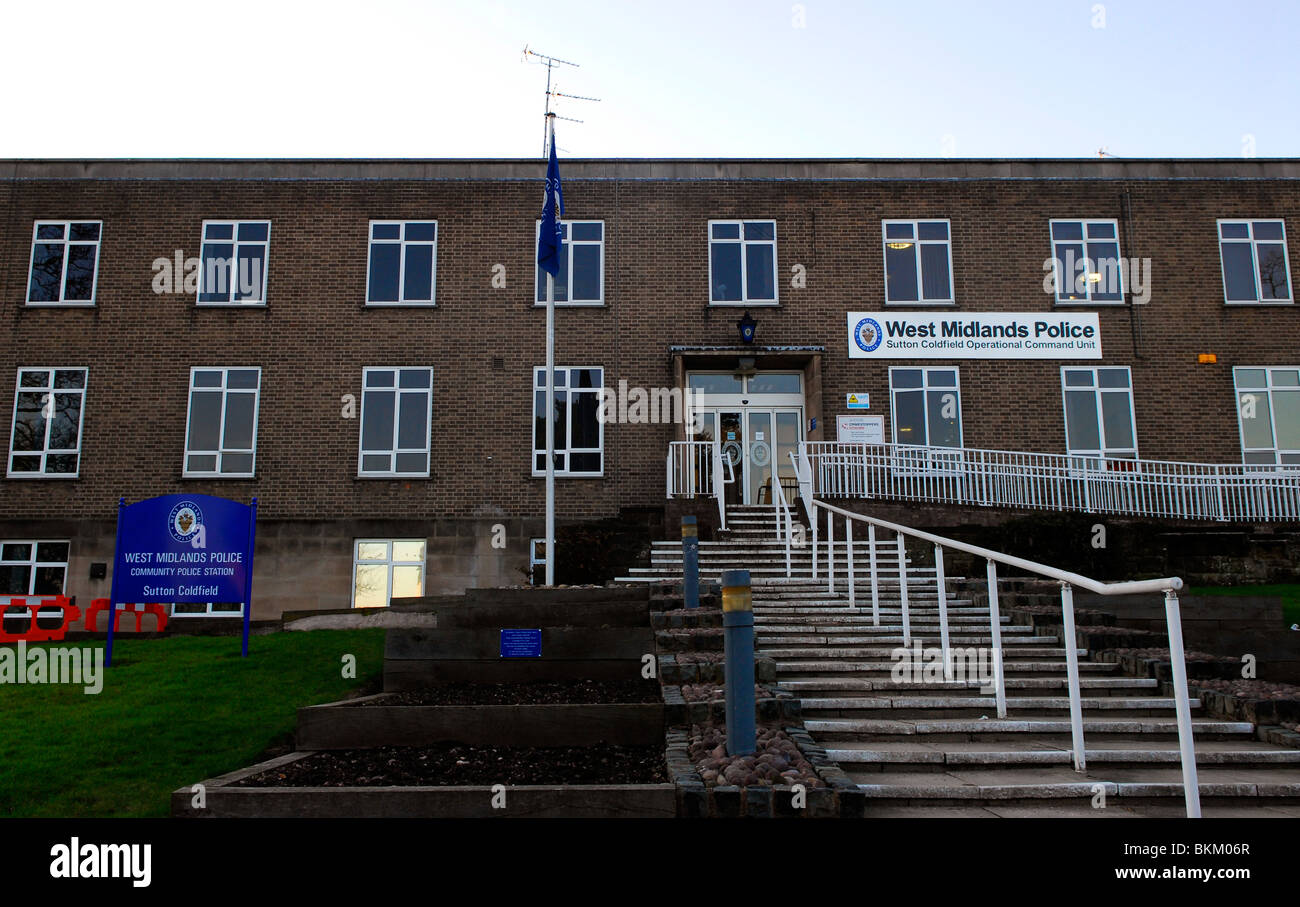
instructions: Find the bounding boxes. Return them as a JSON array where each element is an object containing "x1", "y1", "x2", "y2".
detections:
[
  {"x1": 847, "y1": 311, "x2": 1102, "y2": 359},
  {"x1": 837, "y1": 415, "x2": 884, "y2": 444}
]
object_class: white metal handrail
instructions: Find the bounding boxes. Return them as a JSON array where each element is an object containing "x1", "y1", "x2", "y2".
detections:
[
  {"x1": 808, "y1": 496, "x2": 1202, "y2": 818},
  {"x1": 801, "y1": 441, "x2": 1300, "y2": 522},
  {"x1": 772, "y1": 465, "x2": 794, "y2": 578}
]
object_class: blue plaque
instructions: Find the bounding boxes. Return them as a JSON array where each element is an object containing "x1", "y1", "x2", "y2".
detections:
[{"x1": 500, "y1": 628, "x2": 542, "y2": 658}]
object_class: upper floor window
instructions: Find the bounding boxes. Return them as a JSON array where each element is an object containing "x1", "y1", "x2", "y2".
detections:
[
  {"x1": 367, "y1": 221, "x2": 437, "y2": 305},
  {"x1": 1234, "y1": 367, "x2": 1300, "y2": 467},
  {"x1": 1061, "y1": 367, "x2": 1137, "y2": 462},
  {"x1": 198, "y1": 221, "x2": 270, "y2": 305},
  {"x1": 883, "y1": 220, "x2": 952, "y2": 304},
  {"x1": 27, "y1": 221, "x2": 101, "y2": 305},
  {"x1": 358, "y1": 367, "x2": 433, "y2": 477},
  {"x1": 533, "y1": 366, "x2": 603, "y2": 476},
  {"x1": 889, "y1": 367, "x2": 962, "y2": 448},
  {"x1": 1050, "y1": 219, "x2": 1123, "y2": 304},
  {"x1": 7, "y1": 368, "x2": 87, "y2": 478},
  {"x1": 1219, "y1": 220, "x2": 1291, "y2": 304},
  {"x1": 709, "y1": 220, "x2": 777, "y2": 305},
  {"x1": 184, "y1": 367, "x2": 261, "y2": 477},
  {"x1": 535, "y1": 221, "x2": 604, "y2": 305}
]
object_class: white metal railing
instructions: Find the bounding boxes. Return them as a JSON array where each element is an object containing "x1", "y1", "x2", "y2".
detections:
[
  {"x1": 667, "y1": 440, "x2": 729, "y2": 530},
  {"x1": 801, "y1": 441, "x2": 1300, "y2": 522},
  {"x1": 807, "y1": 495, "x2": 1202, "y2": 818},
  {"x1": 773, "y1": 465, "x2": 794, "y2": 577}
]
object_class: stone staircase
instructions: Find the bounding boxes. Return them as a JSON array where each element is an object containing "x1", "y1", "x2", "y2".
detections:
[{"x1": 624, "y1": 503, "x2": 1300, "y2": 817}]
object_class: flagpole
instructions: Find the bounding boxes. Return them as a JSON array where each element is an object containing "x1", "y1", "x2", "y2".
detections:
[{"x1": 544, "y1": 113, "x2": 556, "y2": 587}]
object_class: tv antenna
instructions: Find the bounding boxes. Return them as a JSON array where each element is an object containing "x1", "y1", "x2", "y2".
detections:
[{"x1": 523, "y1": 45, "x2": 600, "y2": 154}]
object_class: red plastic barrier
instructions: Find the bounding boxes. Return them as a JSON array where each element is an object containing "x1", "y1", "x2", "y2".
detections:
[
  {"x1": 83, "y1": 599, "x2": 169, "y2": 634},
  {"x1": 0, "y1": 596, "x2": 82, "y2": 643}
]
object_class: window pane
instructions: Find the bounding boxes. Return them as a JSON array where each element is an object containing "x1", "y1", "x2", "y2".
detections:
[
  {"x1": 193, "y1": 370, "x2": 223, "y2": 387},
  {"x1": 885, "y1": 243, "x2": 918, "y2": 301},
  {"x1": 1235, "y1": 368, "x2": 1267, "y2": 388},
  {"x1": 33, "y1": 565, "x2": 65, "y2": 595},
  {"x1": 45, "y1": 454, "x2": 77, "y2": 473},
  {"x1": 234, "y1": 245, "x2": 266, "y2": 301},
  {"x1": 746, "y1": 373, "x2": 801, "y2": 394},
  {"x1": 1272, "y1": 370, "x2": 1300, "y2": 387},
  {"x1": 1065, "y1": 390, "x2": 1101, "y2": 451},
  {"x1": 368, "y1": 243, "x2": 400, "y2": 302},
  {"x1": 391, "y1": 565, "x2": 423, "y2": 599},
  {"x1": 1239, "y1": 392, "x2": 1274, "y2": 449},
  {"x1": 221, "y1": 453, "x2": 254, "y2": 474},
  {"x1": 361, "y1": 454, "x2": 390, "y2": 472},
  {"x1": 891, "y1": 369, "x2": 923, "y2": 389},
  {"x1": 0, "y1": 566, "x2": 32, "y2": 594},
  {"x1": 48, "y1": 394, "x2": 81, "y2": 450},
  {"x1": 1273, "y1": 391, "x2": 1300, "y2": 449},
  {"x1": 63, "y1": 245, "x2": 97, "y2": 300},
  {"x1": 893, "y1": 389, "x2": 925, "y2": 444},
  {"x1": 394, "y1": 452, "x2": 427, "y2": 473},
  {"x1": 367, "y1": 369, "x2": 395, "y2": 388},
  {"x1": 371, "y1": 223, "x2": 400, "y2": 240},
  {"x1": 711, "y1": 222, "x2": 740, "y2": 240},
  {"x1": 403, "y1": 244, "x2": 434, "y2": 301},
  {"x1": 917, "y1": 221, "x2": 948, "y2": 240},
  {"x1": 187, "y1": 391, "x2": 222, "y2": 451},
  {"x1": 1098, "y1": 368, "x2": 1129, "y2": 388},
  {"x1": 743, "y1": 221, "x2": 774, "y2": 241},
  {"x1": 228, "y1": 369, "x2": 259, "y2": 389},
  {"x1": 1063, "y1": 369, "x2": 1094, "y2": 387},
  {"x1": 28, "y1": 244, "x2": 64, "y2": 301},
  {"x1": 1221, "y1": 242, "x2": 1258, "y2": 301},
  {"x1": 36, "y1": 542, "x2": 69, "y2": 561},
  {"x1": 36, "y1": 224, "x2": 65, "y2": 240},
  {"x1": 237, "y1": 222, "x2": 269, "y2": 242},
  {"x1": 926, "y1": 390, "x2": 961, "y2": 447},
  {"x1": 688, "y1": 374, "x2": 743, "y2": 394},
  {"x1": 396, "y1": 392, "x2": 428, "y2": 449},
  {"x1": 711, "y1": 243, "x2": 743, "y2": 301},
  {"x1": 570, "y1": 393, "x2": 600, "y2": 449},
  {"x1": 1100, "y1": 393, "x2": 1135, "y2": 449},
  {"x1": 919, "y1": 243, "x2": 951, "y2": 300},
  {"x1": 1220, "y1": 222, "x2": 1249, "y2": 239},
  {"x1": 392, "y1": 541, "x2": 425, "y2": 562},
  {"x1": 354, "y1": 564, "x2": 388, "y2": 607},
  {"x1": 1256, "y1": 243, "x2": 1290, "y2": 299},
  {"x1": 1253, "y1": 221, "x2": 1284, "y2": 241},
  {"x1": 361, "y1": 391, "x2": 395, "y2": 452},
  {"x1": 399, "y1": 369, "x2": 431, "y2": 389},
  {"x1": 1051, "y1": 221, "x2": 1083, "y2": 240},
  {"x1": 927, "y1": 369, "x2": 957, "y2": 387},
  {"x1": 744, "y1": 244, "x2": 775, "y2": 300},
  {"x1": 404, "y1": 222, "x2": 436, "y2": 242},
  {"x1": 1055, "y1": 242, "x2": 1086, "y2": 299},
  {"x1": 1087, "y1": 241, "x2": 1122, "y2": 300},
  {"x1": 569, "y1": 452, "x2": 600, "y2": 472},
  {"x1": 54, "y1": 369, "x2": 85, "y2": 389},
  {"x1": 187, "y1": 454, "x2": 217, "y2": 472},
  {"x1": 572, "y1": 368, "x2": 601, "y2": 389},
  {"x1": 200, "y1": 243, "x2": 233, "y2": 302},
  {"x1": 12, "y1": 393, "x2": 46, "y2": 452},
  {"x1": 223, "y1": 393, "x2": 256, "y2": 450},
  {"x1": 884, "y1": 222, "x2": 913, "y2": 240},
  {"x1": 570, "y1": 222, "x2": 601, "y2": 241},
  {"x1": 1085, "y1": 221, "x2": 1116, "y2": 239},
  {"x1": 570, "y1": 243, "x2": 600, "y2": 300}
]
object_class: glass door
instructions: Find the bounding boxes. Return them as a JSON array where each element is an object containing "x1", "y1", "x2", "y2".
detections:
[{"x1": 719, "y1": 411, "x2": 744, "y2": 507}]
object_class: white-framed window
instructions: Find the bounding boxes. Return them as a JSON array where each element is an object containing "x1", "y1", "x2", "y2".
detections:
[
  {"x1": 197, "y1": 220, "x2": 271, "y2": 305},
  {"x1": 889, "y1": 367, "x2": 962, "y2": 448},
  {"x1": 1061, "y1": 366, "x2": 1138, "y2": 461},
  {"x1": 352, "y1": 539, "x2": 427, "y2": 608},
  {"x1": 358, "y1": 367, "x2": 433, "y2": 477},
  {"x1": 367, "y1": 220, "x2": 437, "y2": 305},
  {"x1": 0, "y1": 541, "x2": 69, "y2": 596},
  {"x1": 529, "y1": 538, "x2": 546, "y2": 585},
  {"x1": 535, "y1": 220, "x2": 604, "y2": 305},
  {"x1": 1234, "y1": 367, "x2": 1300, "y2": 467},
  {"x1": 8, "y1": 367, "x2": 87, "y2": 478},
  {"x1": 533, "y1": 366, "x2": 603, "y2": 476},
  {"x1": 1219, "y1": 219, "x2": 1292, "y2": 304},
  {"x1": 26, "y1": 221, "x2": 102, "y2": 305},
  {"x1": 883, "y1": 219, "x2": 953, "y2": 304},
  {"x1": 184, "y1": 367, "x2": 261, "y2": 477},
  {"x1": 1049, "y1": 219, "x2": 1124, "y2": 304},
  {"x1": 171, "y1": 601, "x2": 244, "y2": 617},
  {"x1": 709, "y1": 220, "x2": 777, "y2": 305}
]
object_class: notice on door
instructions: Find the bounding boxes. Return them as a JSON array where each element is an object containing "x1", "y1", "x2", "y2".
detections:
[{"x1": 837, "y1": 415, "x2": 884, "y2": 444}]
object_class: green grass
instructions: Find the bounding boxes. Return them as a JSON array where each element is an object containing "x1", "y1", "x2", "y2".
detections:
[
  {"x1": 0, "y1": 629, "x2": 384, "y2": 818},
  {"x1": 1187, "y1": 583, "x2": 1300, "y2": 628}
]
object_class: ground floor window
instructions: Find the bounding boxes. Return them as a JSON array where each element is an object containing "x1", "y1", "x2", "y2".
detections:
[
  {"x1": 353, "y1": 539, "x2": 426, "y2": 608},
  {"x1": 1234, "y1": 366, "x2": 1300, "y2": 466},
  {"x1": 0, "y1": 540, "x2": 69, "y2": 631},
  {"x1": 1061, "y1": 366, "x2": 1137, "y2": 461},
  {"x1": 529, "y1": 538, "x2": 546, "y2": 585},
  {"x1": 533, "y1": 366, "x2": 603, "y2": 476},
  {"x1": 171, "y1": 602, "x2": 243, "y2": 616},
  {"x1": 889, "y1": 367, "x2": 962, "y2": 447}
]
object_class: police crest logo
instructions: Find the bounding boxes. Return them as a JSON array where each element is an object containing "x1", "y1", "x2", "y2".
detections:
[
  {"x1": 854, "y1": 317, "x2": 883, "y2": 353},
  {"x1": 167, "y1": 501, "x2": 204, "y2": 544}
]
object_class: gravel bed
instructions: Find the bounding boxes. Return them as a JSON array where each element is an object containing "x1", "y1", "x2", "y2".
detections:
[
  {"x1": 680, "y1": 683, "x2": 773, "y2": 703},
  {"x1": 1188, "y1": 679, "x2": 1300, "y2": 700},
  {"x1": 234, "y1": 743, "x2": 666, "y2": 786},
  {"x1": 360, "y1": 680, "x2": 662, "y2": 706},
  {"x1": 687, "y1": 723, "x2": 823, "y2": 789}
]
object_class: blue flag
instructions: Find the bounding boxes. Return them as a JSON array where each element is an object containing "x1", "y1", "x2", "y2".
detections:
[{"x1": 537, "y1": 127, "x2": 565, "y2": 278}]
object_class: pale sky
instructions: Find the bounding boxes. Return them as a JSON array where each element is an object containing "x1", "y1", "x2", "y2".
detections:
[{"x1": 1, "y1": 0, "x2": 1296, "y2": 159}]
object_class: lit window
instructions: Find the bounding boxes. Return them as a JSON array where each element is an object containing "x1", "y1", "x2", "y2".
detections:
[
  {"x1": 883, "y1": 220, "x2": 953, "y2": 304},
  {"x1": 353, "y1": 539, "x2": 426, "y2": 607}
]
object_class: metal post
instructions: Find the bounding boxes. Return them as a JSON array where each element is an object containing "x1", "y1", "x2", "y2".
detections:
[
  {"x1": 826, "y1": 510, "x2": 835, "y2": 596},
  {"x1": 543, "y1": 114, "x2": 557, "y2": 587},
  {"x1": 241, "y1": 498, "x2": 258, "y2": 657},
  {"x1": 682, "y1": 516, "x2": 700, "y2": 610},
  {"x1": 985, "y1": 559, "x2": 1006, "y2": 719},
  {"x1": 721, "y1": 569, "x2": 755, "y2": 756},
  {"x1": 867, "y1": 522, "x2": 880, "y2": 626},
  {"x1": 104, "y1": 497, "x2": 126, "y2": 668},
  {"x1": 897, "y1": 533, "x2": 911, "y2": 646},
  {"x1": 1164, "y1": 589, "x2": 1202, "y2": 818},
  {"x1": 1059, "y1": 582, "x2": 1087, "y2": 772},
  {"x1": 810, "y1": 505, "x2": 818, "y2": 580},
  {"x1": 846, "y1": 519, "x2": 856, "y2": 610},
  {"x1": 934, "y1": 544, "x2": 951, "y2": 681}
]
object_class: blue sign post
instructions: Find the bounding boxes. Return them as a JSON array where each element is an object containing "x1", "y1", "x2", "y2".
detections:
[{"x1": 105, "y1": 493, "x2": 258, "y2": 666}]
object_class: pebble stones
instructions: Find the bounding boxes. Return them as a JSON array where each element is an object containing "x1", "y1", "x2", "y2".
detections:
[{"x1": 686, "y1": 723, "x2": 823, "y2": 789}]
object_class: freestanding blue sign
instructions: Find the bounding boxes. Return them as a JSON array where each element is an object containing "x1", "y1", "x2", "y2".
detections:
[{"x1": 106, "y1": 494, "x2": 258, "y2": 666}]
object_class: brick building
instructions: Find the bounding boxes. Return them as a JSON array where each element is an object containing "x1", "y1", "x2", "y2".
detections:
[{"x1": 1, "y1": 158, "x2": 1297, "y2": 619}]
